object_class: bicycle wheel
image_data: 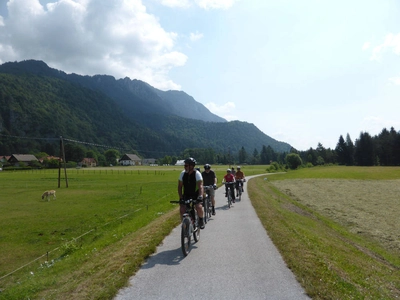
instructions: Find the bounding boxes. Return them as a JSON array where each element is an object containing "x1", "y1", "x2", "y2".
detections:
[
  {"x1": 181, "y1": 218, "x2": 191, "y2": 256},
  {"x1": 208, "y1": 198, "x2": 213, "y2": 218},
  {"x1": 227, "y1": 189, "x2": 232, "y2": 208},
  {"x1": 238, "y1": 186, "x2": 242, "y2": 201},
  {"x1": 203, "y1": 198, "x2": 208, "y2": 224}
]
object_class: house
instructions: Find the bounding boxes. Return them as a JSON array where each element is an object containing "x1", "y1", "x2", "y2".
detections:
[
  {"x1": 142, "y1": 158, "x2": 157, "y2": 166},
  {"x1": 175, "y1": 160, "x2": 185, "y2": 166},
  {"x1": 38, "y1": 156, "x2": 61, "y2": 163},
  {"x1": 81, "y1": 158, "x2": 97, "y2": 167},
  {"x1": 119, "y1": 154, "x2": 142, "y2": 166},
  {"x1": 8, "y1": 154, "x2": 39, "y2": 167},
  {"x1": 0, "y1": 155, "x2": 10, "y2": 163}
]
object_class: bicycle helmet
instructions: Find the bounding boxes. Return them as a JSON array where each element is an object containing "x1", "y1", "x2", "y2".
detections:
[
  {"x1": 227, "y1": 169, "x2": 231, "y2": 172},
  {"x1": 184, "y1": 157, "x2": 196, "y2": 166},
  {"x1": 237, "y1": 166, "x2": 241, "y2": 169},
  {"x1": 204, "y1": 164, "x2": 211, "y2": 170}
]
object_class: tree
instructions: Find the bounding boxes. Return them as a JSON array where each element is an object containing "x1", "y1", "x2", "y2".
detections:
[
  {"x1": 104, "y1": 149, "x2": 120, "y2": 166},
  {"x1": 354, "y1": 132, "x2": 374, "y2": 166},
  {"x1": 345, "y1": 133, "x2": 355, "y2": 165},
  {"x1": 251, "y1": 148, "x2": 259, "y2": 165},
  {"x1": 238, "y1": 146, "x2": 247, "y2": 164},
  {"x1": 64, "y1": 143, "x2": 86, "y2": 163},
  {"x1": 316, "y1": 143, "x2": 326, "y2": 163},
  {"x1": 286, "y1": 153, "x2": 302, "y2": 169},
  {"x1": 335, "y1": 135, "x2": 347, "y2": 165}
]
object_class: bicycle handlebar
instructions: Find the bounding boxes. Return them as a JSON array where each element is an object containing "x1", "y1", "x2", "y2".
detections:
[
  {"x1": 204, "y1": 185, "x2": 217, "y2": 190},
  {"x1": 170, "y1": 199, "x2": 202, "y2": 205}
]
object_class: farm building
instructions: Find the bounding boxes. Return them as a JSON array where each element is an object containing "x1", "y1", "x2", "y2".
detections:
[
  {"x1": 119, "y1": 154, "x2": 142, "y2": 166},
  {"x1": 81, "y1": 158, "x2": 97, "y2": 167},
  {"x1": 8, "y1": 154, "x2": 39, "y2": 166},
  {"x1": 175, "y1": 160, "x2": 185, "y2": 166},
  {"x1": 142, "y1": 158, "x2": 157, "y2": 166}
]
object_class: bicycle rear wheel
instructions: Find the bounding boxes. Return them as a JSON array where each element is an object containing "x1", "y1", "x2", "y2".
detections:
[
  {"x1": 207, "y1": 198, "x2": 212, "y2": 218},
  {"x1": 203, "y1": 198, "x2": 208, "y2": 224},
  {"x1": 181, "y1": 218, "x2": 191, "y2": 256}
]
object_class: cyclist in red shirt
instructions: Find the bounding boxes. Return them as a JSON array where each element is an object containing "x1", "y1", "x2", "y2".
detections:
[{"x1": 223, "y1": 169, "x2": 236, "y2": 202}]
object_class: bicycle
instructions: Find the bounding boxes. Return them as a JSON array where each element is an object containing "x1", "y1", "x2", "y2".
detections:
[
  {"x1": 236, "y1": 179, "x2": 245, "y2": 201},
  {"x1": 224, "y1": 182, "x2": 235, "y2": 208},
  {"x1": 170, "y1": 198, "x2": 201, "y2": 257},
  {"x1": 203, "y1": 185, "x2": 215, "y2": 222}
]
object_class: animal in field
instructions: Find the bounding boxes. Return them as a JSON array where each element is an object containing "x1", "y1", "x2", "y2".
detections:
[{"x1": 42, "y1": 190, "x2": 56, "y2": 201}]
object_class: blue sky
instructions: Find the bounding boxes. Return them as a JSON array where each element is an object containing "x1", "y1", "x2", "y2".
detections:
[{"x1": 1, "y1": 0, "x2": 400, "y2": 150}]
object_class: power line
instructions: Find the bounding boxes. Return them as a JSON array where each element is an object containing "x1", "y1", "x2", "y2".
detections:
[{"x1": 0, "y1": 133, "x2": 181, "y2": 156}]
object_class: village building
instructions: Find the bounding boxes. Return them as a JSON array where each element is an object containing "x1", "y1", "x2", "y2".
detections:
[
  {"x1": 119, "y1": 154, "x2": 142, "y2": 166},
  {"x1": 7, "y1": 154, "x2": 39, "y2": 167}
]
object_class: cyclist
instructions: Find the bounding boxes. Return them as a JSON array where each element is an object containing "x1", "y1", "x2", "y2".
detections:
[
  {"x1": 178, "y1": 157, "x2": 205, "y2": 229},
  {"x1": 235, "y1": 166, "x2": 246, "y2": 196},
  {"x1": 223, "y1": 168, "x2": 236, "y2": 203},
  {"x1": 201, "y1": 164, "x2": 217, "y2": 215},
  {"x1": 231, "y1": 167, "x2": 236, "y2": 176}
]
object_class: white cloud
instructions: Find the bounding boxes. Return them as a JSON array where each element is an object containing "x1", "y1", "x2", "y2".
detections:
[
  {"x1": 205, "y1": 101, "x2": 236, "y2": 120},
  {"x1": 370, "y1": 33, "x2": 400, "y2": 61},
  {"x1": 190, "y1": 31, "x2": 203, "y2": 41},
  {"x1": 160, "y1": 0, "x2": 191, "y2": 8},
  {"x1": 158, "y1": 0, "x2": 238, "y2": 9},
  {"x1": 388, "y1": 76, "x2": 400, "y2": 85},
  {"x1": 362, "y1": 42, "x2": 370, "y2": 51},
  {"x1": 0, "y1": 0, "x2": 187, "y2": 90},
  {"x1": 195, "y1": 0, "x2": 238, "y2": 10}
]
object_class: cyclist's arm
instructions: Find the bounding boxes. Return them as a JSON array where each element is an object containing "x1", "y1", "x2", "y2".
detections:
[
  {"x1": 178, "y1": 180, "x2": 183, "y2": 200},
  {"x1": 197, "y1": 180, "x2": 203, "y2": 198}
]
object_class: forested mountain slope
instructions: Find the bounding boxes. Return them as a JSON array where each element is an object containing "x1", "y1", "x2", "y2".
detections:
[{"x1": 0, "y1": 60, "x2": 291, "y2": 157}]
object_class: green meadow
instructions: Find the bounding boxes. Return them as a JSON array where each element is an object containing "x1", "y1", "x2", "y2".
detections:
[{"x1": 0, "y1": 165, "x2": 265, "y2": 299}]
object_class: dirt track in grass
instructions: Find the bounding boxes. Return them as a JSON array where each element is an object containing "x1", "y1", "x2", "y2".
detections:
[{"x1": 271, "y1": 179, "x2": 400, "y2": 253}]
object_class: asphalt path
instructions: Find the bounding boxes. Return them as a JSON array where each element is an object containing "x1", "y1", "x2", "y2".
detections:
[{"x1": 115, "y1": 175, "x2": 310, "y2": 300}]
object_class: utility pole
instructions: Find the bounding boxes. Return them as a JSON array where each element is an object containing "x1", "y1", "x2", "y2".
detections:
[{"x1": 58, "y1": 136, "x2": 69, "y2": 188}]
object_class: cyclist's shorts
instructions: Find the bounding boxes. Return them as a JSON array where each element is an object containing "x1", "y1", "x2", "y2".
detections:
[{"x1": 204, "y1": 188, "x2": 215, "y2": 198}]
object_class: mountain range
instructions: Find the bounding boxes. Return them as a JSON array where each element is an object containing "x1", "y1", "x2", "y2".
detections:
[{"x1": 0, "y1": 60, "x2": 291, "y2": 158}]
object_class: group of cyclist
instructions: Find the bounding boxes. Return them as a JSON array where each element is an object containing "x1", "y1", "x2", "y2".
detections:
[{"x1": 177, "y1": 157, "x2": 245, "y2": 230}]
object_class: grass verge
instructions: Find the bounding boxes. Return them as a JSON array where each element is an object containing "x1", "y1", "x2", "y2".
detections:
[{"x1": 248, "y1": 167, "x2": 400, "y2": 299}]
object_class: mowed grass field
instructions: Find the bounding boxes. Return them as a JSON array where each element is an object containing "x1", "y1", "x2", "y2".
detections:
[
  {"x1": 249, "y1": 166, "x2": 400, "y2": 299},
  {"x1": 0, "y1": 165, "x2": 266, "y2": 299}
]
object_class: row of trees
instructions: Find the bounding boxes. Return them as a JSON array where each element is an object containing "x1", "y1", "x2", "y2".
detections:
[
  {"x1": 294, "y1": 127, "x2": 400, "y2": 167},
  {"x1": 2, "y1": 127, "x2": 399, "y2": 169},
  {"x1": 158, "y1": 127, "x2": 400, "y2": 169}
]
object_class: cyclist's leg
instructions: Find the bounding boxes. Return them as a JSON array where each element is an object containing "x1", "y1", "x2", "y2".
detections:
[
  {"x1": 179, "y1": 204, "x2": 186, "y2": 220},
  {"x1": 195, "y1": 203, "x2": 205, "y2": 229},
  {"x1": 210, "y1": 188, "x2": 216, "y2": 215}
]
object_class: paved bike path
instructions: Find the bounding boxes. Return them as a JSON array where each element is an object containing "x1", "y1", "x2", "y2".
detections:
[{"x1": 115, "y1": 175, "x2": 310, "y2": 299}]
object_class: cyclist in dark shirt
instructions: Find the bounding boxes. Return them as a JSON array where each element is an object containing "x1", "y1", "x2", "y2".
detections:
[
  {"x1": 178, "y1": 157, "x2": 205, "y2": 229},
  {"x1": 201, "y1": 164, "x2": 217, "y2": 215}
]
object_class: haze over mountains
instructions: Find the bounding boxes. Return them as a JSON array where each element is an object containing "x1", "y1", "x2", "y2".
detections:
[{"x1": 0, "y1": 60, "x2": 291, "y2": 158}]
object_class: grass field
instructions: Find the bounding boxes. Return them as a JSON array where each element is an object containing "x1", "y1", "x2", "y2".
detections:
[
  {"x1": 0, "y1": 164, "x2": 267, "y2": 299},
  {"x1": 1, "y1": 165, "x2": 399, "y2": 299},
  {"x1": 249, "y1": 166, "x2": 400, "y2": 299}
]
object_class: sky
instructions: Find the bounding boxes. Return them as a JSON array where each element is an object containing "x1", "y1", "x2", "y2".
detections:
[{"x1": 1, "y1": 0, "x2": 400, "y2": 151}]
